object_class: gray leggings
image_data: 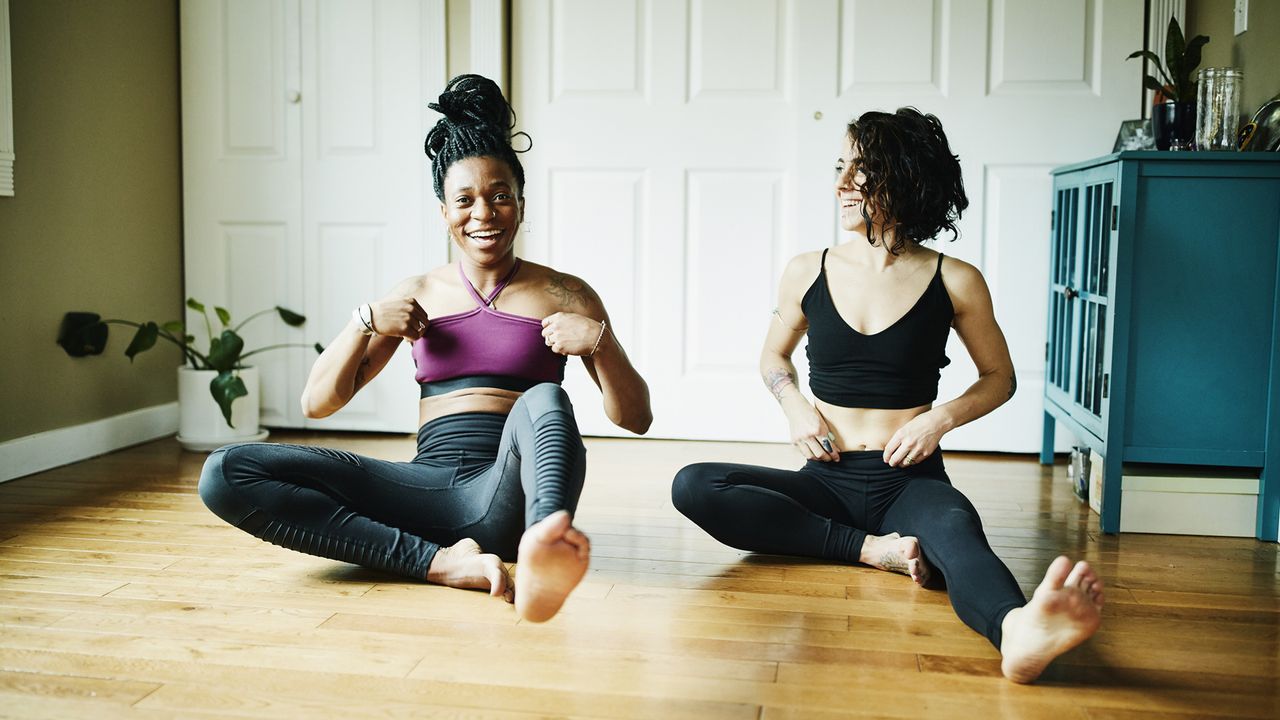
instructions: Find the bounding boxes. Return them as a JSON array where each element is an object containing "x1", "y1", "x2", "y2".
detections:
[{"x1": 197, "y1": 383, "x2": 587, "y2": 579}]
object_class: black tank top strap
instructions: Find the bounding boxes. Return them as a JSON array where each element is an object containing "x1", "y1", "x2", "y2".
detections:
[{"x1": 820, "y1": 248, "x2": 829, "y2": 272}]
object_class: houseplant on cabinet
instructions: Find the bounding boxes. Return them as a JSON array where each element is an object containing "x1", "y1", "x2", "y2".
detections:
[
  {"x1": 1128, "y1": 15, "x2": 1209, "y2": 150},
  {"x1": 58, "y1": 299, "x2": 320, "y2": 451}
]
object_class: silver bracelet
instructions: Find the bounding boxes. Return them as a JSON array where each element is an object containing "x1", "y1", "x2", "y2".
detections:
[
  {"x1": 588, "y1": 320, "x2": 608, "y2": 356},
  {"x1": 352, "y1": 304, "x2": 376, "y2": 336}
]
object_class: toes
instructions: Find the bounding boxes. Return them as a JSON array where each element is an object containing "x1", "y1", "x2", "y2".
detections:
[
  {"x1": 901, "y1": 537, "x2": 921, "y2": 561},
  {"x1": 1041, "y1": 556, "x2": 1073, "y2": 590},
  {"x1": 1064, "y1": 560, "x2": 1093, "y2": 589}
]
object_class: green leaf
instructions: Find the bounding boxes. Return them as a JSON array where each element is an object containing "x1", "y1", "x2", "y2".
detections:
[
  {"x1": 209, "y1": 371, "x2": 248, "y2": 428},
  {"x1": 185, "y1": 334, "x2": 196, "y2": 345},
  {"x1": 186, "y1": 298, "x2": 205, "y2": 313},
  {"x1": 206, "y1": 330, "x2": 245, "y2": 372},
  {"x1": 314, "y1": 342, "x2": 325, "y2": 354},
  {"x1": 1165, "y1": 17, "x2": 1186, "y2": 92},
  {"x1": 124, "y1": 322, "x2": 159, "y2": 362},
  {"x1": 57, "y1": 312, "x2": 108, "y2": 357},
  {"x1": 277, "y1": 306, "x2": 306, "y2": 327},
  {"x1": 162, "y1": 320, "x2": 185, "y2": 334},
  {"x1": 1183, "y1": 35, "x2": 1209, "y2": 78},
  {"x1": 215, "y1": 306, "x2": 232, "y2": 326},
  {"x1": 1142, "y1": 75, "x2": 1166, "y2": 94}
]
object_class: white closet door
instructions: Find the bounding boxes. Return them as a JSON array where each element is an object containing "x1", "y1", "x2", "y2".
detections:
[
  {"x1": 182, "y1": 0, "x2": 449, "y2": 432},
  {"x1": 181, "y1": 0, "x2": 306, "y2": 429},
  {"x1": 514, "y1": 0, "x2": 805, "y2": 442},
  {"x1": 514, "y1": 0, "x2": 1142, "y2": 450},
  {"x1": 298, "y1": 0, "x2": 446, "y2": 432}
]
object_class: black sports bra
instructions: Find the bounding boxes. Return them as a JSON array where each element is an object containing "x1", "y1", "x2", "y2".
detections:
[{"x1": 801, "y1": 250, "x2": 953, "y2": 409}]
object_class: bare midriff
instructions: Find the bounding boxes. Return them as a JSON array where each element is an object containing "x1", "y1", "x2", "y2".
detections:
[
  {"x1": 816, "y1": 399, "x2": 932, "y2": 452},
  {"x1": 419, "y1": 387, "x2": 522, "y2": 426}
]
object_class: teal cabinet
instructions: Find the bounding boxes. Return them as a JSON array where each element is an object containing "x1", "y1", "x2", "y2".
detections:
[{"x1": 1040, "y1": 152, "x2": 1280, "y2": 539}]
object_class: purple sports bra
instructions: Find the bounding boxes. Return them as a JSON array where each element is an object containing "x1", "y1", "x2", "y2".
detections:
[{"x1": 411, "y1": 259, "x2": 566, "y2": 397}]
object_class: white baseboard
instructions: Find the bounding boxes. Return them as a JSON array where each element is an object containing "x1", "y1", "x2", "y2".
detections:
[{"x1": 0, "y1": 402, "x2": 179, "y2": 483}]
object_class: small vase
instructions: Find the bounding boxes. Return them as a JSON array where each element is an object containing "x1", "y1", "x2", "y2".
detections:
[
  {"x1": 176, "y1": 366, "x2": 268, "y2": 452},
  {"x1": 1152, "y1": 101, "x2": 1197, "y2": 150}
]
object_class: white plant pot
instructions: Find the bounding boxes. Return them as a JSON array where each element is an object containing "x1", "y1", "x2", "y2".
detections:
[{"x1": 176, "y1": 366, "x2": 269, "y2": 452}]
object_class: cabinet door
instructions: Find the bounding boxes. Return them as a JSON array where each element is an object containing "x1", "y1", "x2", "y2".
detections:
[
  {"x1": 1073, "y1": 177, "x2": 1115, "y2": 432},
  {"x1": 1046, "y1": 166, "x2": 1115, "y2": 440}
]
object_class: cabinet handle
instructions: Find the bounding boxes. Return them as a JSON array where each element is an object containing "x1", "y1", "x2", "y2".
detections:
[
  {"x1": 287, "y1": 90, "x2": 302, "y2": 104},
  {"x1": 1062, "y1": 286, "x2": 1078, "y2": 300}
]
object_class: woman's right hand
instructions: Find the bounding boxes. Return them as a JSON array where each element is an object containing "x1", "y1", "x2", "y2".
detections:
[
  {"x1": 368, "y1": 298, "x2": 430, "y2": 341},
  {"x1": 784, "y1": 398, "x2": 840, "y2": 462}
]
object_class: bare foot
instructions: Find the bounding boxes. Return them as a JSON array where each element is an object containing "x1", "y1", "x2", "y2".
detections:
[
  {"x1": 859, "y1": 532, "x2": 932, "y2": 586},
  {"x1": 425, "y1": 538, "x2": 513, "y2": 602},
  {"x1": 1000, "y1": 555, "x2": 1104, "y2": 683},
  {"x1": 514, "y1": 510, "x2": 590, "y2": 623}
]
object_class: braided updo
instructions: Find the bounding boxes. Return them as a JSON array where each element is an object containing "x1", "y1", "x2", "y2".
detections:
[{"x1": 424, "y1": 74, "x2": 530, "y2": 202}]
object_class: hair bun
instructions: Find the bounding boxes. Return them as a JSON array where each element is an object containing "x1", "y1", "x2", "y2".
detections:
[{"x1": 428, "y1": 74, "x2": 512, "y2": 131}]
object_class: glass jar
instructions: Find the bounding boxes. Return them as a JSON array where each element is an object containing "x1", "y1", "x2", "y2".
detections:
[{"x1": 1196, "y1": 67, "x2": 1243, "y2": 151}]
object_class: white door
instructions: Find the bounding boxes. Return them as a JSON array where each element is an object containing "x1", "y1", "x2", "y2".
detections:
[
  {"x1": 514, "y1": 0, "x2": 806, "y2": 442},
  {"x1": 181, "y1": 0, "x2": 448, "y2": 432},
  {"x1": 514, "y1": 0, "x2": 1141, "y2": 451},
  {"x1": 181, "y1": 0, "x2": 306, "y2": 429},
  {"x1": 298, "y1": 0, "x2": 447, "y2": 432}
]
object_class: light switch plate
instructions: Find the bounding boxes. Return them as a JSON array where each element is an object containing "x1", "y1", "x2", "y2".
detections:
[{"x1": 1235, "y1": 0, "x2": 1248, "y2": 35}]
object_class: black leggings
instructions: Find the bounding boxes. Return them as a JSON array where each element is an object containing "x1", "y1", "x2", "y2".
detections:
[
  {"x1": 197, "y1": 383, "x2": 586, "y2": 579},
  {"x1": 671, "y1": 451, "x2": 1025, "y2": 647}
]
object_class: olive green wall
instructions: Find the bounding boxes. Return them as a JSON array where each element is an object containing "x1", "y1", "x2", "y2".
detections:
[
  {"x1": 1186, "y1": 0, "x2": 1280, "y2": 118},
  {"x1": 0, "y1": 0, "x2": 183, "y2": 443}
]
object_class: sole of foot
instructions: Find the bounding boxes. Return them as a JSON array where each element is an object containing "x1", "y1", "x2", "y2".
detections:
[
  {"x1": 1000, "y1": 555, "x2": 1104, "y2": 684},
  {"x1": 514, "y1": 510, "x2": 590, "y2": 623}
]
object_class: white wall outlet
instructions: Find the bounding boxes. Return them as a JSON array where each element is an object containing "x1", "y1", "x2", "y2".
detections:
[{"x1": 1235, "y1": 0, "x2": 1248, "y2": 35}]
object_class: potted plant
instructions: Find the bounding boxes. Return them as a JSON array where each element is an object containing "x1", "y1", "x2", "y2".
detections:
[
  {"x1": 1128, "y1": 16, "x2": 1209, "y2": 150},
  {"x1": 57, "y1": 299, "x2": 320, "y2": 451}
]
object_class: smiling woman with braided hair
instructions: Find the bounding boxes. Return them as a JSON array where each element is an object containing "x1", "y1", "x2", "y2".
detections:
[{"x1": 198, "y1": 74, "x2": 651, "y2": 622}]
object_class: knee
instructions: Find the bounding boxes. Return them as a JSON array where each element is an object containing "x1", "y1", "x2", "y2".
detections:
[
  {"x1": 518, "y1": 382, "x2": 573, "y2": 416},
  {"x1": 671, "y1": 464, "x2": 717, "y2": 520},
  {"x1": 197, "y1": 443, "x2": 259, "y2": 525},
  {"x1": 933, "y1": 505, "x2": 984, "y2": 539}
]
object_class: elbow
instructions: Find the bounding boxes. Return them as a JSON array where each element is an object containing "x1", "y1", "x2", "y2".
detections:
[
  {"x1": 299, "y1": 390, "x2": 335, "y2": 419},
  {"x1": 626, "y1": 408, "x2": 654, "y2": 436},
  {"x1": 609, "y1": 390, "x2": 653, "y2": 435}
]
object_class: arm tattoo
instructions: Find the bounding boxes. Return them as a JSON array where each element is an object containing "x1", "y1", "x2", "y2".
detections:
[
  {"x1": 1008, "y1": 370, "x2": 1018, "y2": 400},
  {"x1": 763, "y1": 367, "x2": 796, "y2": 401},
  {"x1": 546, "y1": 273, "x2": 589, "y2": 309}
]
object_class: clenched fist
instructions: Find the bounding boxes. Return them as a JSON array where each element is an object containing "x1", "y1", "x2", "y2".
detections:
[{"x1": 541, "y1": 312, "x2": 605, "y2": 356}]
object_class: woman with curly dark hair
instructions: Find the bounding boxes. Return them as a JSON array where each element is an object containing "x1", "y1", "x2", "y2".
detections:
[
  {"x1": 198, "y1": 75, "x2": 651, "y2": 623},
  {"x1": 671, "y1": 108, "x2": 1102, "y2": 683}
]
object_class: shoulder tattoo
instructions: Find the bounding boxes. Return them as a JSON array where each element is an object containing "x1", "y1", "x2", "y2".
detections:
[{"x1": 546, "y1": 272, "x2": 590, "y2": 309}]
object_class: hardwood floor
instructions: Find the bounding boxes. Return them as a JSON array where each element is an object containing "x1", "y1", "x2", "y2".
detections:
[{"x1": 0, "y1": 432, "x2": 1276, "y2": 719}]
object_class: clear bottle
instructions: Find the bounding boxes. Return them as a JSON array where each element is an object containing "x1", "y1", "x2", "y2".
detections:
[{"x1": 1196, "y1": 68, "x2": 1243, "y2": 151}]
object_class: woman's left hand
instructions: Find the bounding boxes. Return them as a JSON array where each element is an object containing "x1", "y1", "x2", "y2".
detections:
[
  {"x1": 541, "y1": 312, "x2": 605, "y2": 356},
  {"x1": 883, "y1": 411, "x2": 947, "y2": 468}
]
